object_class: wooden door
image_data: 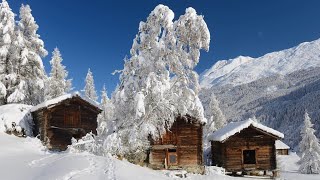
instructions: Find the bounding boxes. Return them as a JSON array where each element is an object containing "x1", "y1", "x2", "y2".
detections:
[{"x1": 166, "y1": 149, "x2": 178, "y2": 167}]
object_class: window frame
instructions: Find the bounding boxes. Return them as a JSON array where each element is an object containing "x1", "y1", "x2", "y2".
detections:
[
  {"x1": 242, "y1": 149, "x2": 256, "y2": 165},
  {"x1": 166, "y1": 148, "x2": 178, "y2": 166}
]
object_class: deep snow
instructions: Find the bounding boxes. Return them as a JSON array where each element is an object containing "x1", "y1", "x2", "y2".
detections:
[
  {"x1": 0, "y1": 133, "x2": 169, "y2": 180},
  {"x1": 0, "y1": 104, "x2": 33, "y2": 136},
  {"x1": 1, "y1": 133, "x2": 320, "y2": 180}
]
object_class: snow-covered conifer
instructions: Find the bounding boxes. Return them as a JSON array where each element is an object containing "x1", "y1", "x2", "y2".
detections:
[
  {"x1": 168, "y1": 7, "x2": 210, "y2": 121},
  {"x1": 0, "y1": 81, "x2": 6, "y2": 99},
  {"x1": 112, "y1": 5, "x2": 175, "y2": 154},
  {"x1": 16, "y1": 4, "x2": 48, "y2": 105},
  {"x1": 112, "y1": 5, "x2": 210, "y2": 154},
  {"x1": 45, "y1": 48, "x2": 71, "y2": 100},
  {"x1": 299, "y1": 111, "x2": 320, "y2": 174},
  {"x1": 203, "y1": 93, "x2": 226, "y2": 165},
  {"x1": 205, "y1": 93, "x2": 226, "y2": 132},
  {"x1": 84, "y1": 68, "x2": 98, "y2": 101},
  {"x1": 0, "y1": 0, "x2": 18, "y2": 104},
  {"x1": 97, "y1": 85, "x2": 114, "y2": 137}
]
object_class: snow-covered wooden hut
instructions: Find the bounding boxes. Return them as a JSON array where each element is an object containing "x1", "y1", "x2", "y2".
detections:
[
  {"x1": 148, "y1": 115, "x2": 205, "y2": 174},
  {"x1": 275, "y1": 140, "x2": 290, "y2": 155},
  {"x1": 31, "y1": 93, "x2": 101, "y2": 150},
  {"x1": 209, "y1": 119, "x2": 284, "y2": 175}
]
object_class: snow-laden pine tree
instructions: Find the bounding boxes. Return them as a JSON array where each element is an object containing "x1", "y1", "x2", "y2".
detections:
[
  {"x1": 112, "y1": 5, "x2": 210, "y2": 155},
  {"x1": 205, "y1": 93, "x2": 226, "y2": 133},
  {"x1": 45, "y1": 48, "x2": 72, "y2": 100},
  {"x1": 298, "y1": 112, "x2": 320, "y2": 174},
  {"x1": 15, "y1": 4, "x2": 48, "y2": 105},
  {"x1": 112, "y1": 5, "x2": 175, "y2": 153},
  {"x1": 0, "y1": 0, "x2": 18, "y2": 105},
  {"x1": 203, "y1": 92, "x2": 226, "y2": 165},
  {"x1": 84, "y1": 68, "x2": 98, "y2": 101},
  {"x1": 97, "y1": 85, "x2": 114, "y2": 137},
  {"x1": 0, "y1": 81, "x2": 5, "y2": 100},
  {"x1": 168, "y1": 7, "x2": 210, "y2": 119}
]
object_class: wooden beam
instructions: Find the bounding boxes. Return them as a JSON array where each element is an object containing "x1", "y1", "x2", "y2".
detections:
[{"x1": 152, "y1": 145, "x2": 177, "y2": 150}]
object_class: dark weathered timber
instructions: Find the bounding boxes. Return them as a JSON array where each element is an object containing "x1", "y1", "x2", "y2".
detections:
[
  {"x1": 32, "y1": 96, "x2": 101, "y2": 150},
  {"x1": 211, "y1": 125, "x2": 279, "y2": 172},
  {"x1": 148, "y1": 115, "x2": 204, "y2": 174},
  {"x1": 276, "y1": 149, "x2": 289, "y2": 155}
]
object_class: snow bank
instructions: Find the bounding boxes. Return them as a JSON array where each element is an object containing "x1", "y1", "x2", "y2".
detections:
[
  {"x1": 205, "y1": 166, "x2": 225, "y2": 176},
  {"x1": 278, "y1": 153, "x2": 320, "y2": 180},
  {"x1": 209, "y1": 118, "x2": 284, "y2": 142},
  {"x1": 0, "y1": 133, "x2": 170, "y2": 180},
  {"x1": 0, "y1": 104, "x2": 33, "y2": 136}
]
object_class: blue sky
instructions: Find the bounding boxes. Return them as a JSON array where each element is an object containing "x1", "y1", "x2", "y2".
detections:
[{"x1": 7, "y1": 0, "x2": 320, "y2": 97}]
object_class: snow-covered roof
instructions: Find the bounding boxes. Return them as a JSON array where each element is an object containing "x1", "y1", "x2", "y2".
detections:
[
  {"x1": 275, "y1": 140, "x2": 290, "y2": 150},
  {"x1": 208, "y1": 118, "x2": 284, "y2": 142},
  {"x1": 30, "y1": 92, "x2": 101, "y2": 112}
]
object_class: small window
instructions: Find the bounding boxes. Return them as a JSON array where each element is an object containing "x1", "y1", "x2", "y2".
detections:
[
  {"x1": 169, "y1": 154, "x2": 177, "y2": 164},
  {"x1": 64, "y1": 111, "x2": 80, "y2": 127},
  {"x1": 243, "y1": 150, "x2": 256, "y2": 164},
  {"x1": 167, "y1": 149, "x2": 178, "y2": 165}
]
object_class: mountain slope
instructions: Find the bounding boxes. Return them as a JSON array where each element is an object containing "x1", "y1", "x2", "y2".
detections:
[
  {"x1": 201, "y1": 68, "x2": 320, "y2": 150},
  {"x1": 200, "y1": 38, "x2": 320, "y2": 88},
  {"x1": 200, "y1": 38, "x2": 320, "y2": 150}
]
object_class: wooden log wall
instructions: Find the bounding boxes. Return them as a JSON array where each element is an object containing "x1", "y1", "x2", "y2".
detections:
[
  {"x1": 32, "y1": 97, "x2": 100, "y2": 150},
  {"x1": 49, "y1": 100, "x2": 98, "y2": 134},
  {"x1": 277, "y1": 149, "x2": 289, "y2": 155},
  {"x1": 212, "y1": 126, "x2": 277, "y2": 172},
  {"x1": 149, "y1": 116, "x2": 203, "y2": 169}
]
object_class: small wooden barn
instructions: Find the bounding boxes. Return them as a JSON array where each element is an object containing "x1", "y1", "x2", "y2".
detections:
[
  {"x1": 148, "y1": 115, "x2": 205, "y2": 174},
  {"x1": 209, "y1": 119, "x2": 284, "y2": 175},
  {"x1": 31, "y1": 93, "x2": 101, "y2": 150},
  {"x1": 275, "y1": 140, "x2": 290, "y2": 155}
]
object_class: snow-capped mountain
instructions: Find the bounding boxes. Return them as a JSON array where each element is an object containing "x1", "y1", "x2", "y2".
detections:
[
  {"x1": 200, "y1": 38, "x2": 320, "y2": 150},
  {"x1": 200, "y1": 38, "x2": 320, "y2": 88}
]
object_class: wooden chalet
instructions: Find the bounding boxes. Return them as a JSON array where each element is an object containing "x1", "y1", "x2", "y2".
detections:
[
  {"x1": 148, "y1": 115, "x2": 205, "y2": 174},
  {"x1": 31, "y1": 93, "x2": 101, "y2": 150},
  {"x1": 209, "y1": 119, "x2": 284, "y2": 175},
  {"x1": 275, "y1": 140, "x2": 290, "y2": 155}
]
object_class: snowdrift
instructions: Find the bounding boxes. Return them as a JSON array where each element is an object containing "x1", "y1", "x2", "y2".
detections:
[{"x1": 0, "y1": 104, "x2": 33, "y2": 136}]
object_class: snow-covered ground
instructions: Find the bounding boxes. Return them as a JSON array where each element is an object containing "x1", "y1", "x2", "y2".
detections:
[
  {"x1": 1, "y1": 133, "x2": 320, "y2": 180},
  {"x1": 0, "y1": 133, "x2": 169, "y2": 180},
  {"x1": 278, "y1": 153, "x2": 320, "y2": 180}
]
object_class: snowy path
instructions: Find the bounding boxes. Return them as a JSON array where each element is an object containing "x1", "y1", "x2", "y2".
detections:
[{"x1": 57, "y1": 154, "x2": 113, "y2": 180}]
